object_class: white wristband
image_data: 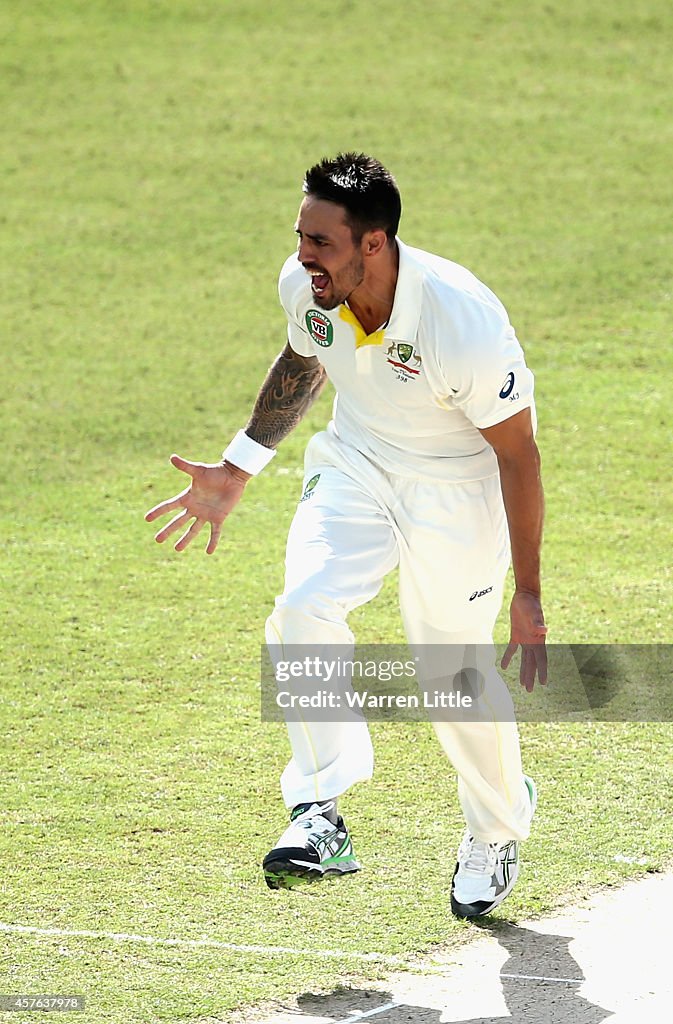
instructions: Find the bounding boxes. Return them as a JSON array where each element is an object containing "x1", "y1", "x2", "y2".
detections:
[{"x1": 222, "y1": 430, "x2": 276, "y2": 475}]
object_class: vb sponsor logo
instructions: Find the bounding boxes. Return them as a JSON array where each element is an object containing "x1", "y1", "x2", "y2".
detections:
[
  {"x1": 305, "y1": 310, "x2": 333, "y2": 347},
  {"x1": 469, "y1": 586, "x2": 493, "y2": 601}
]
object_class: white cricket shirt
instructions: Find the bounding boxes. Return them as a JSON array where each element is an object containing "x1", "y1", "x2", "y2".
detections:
[{"x1": 278, "y1": 239, "x2": 536, "y2": 482}]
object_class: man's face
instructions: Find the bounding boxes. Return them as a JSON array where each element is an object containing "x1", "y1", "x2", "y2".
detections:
[{"x1": 294, "y1": 196, "x2": 365, "y2": 310}]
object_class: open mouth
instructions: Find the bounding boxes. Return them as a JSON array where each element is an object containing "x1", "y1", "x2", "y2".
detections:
[{"x1": 306, "y1": 268, "x2": 330, "y2": 296}]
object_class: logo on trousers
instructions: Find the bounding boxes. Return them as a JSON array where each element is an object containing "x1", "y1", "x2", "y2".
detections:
[
  {"x1": 300, "y1": 473, "x2": 320, "y2": 502},
  {"x1": 469, "y1": 586, "x2": 493, "y2": 601}
]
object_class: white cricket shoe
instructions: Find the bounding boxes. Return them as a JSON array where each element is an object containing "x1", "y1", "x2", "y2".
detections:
[
  {"x1": 450, "y1": 776, "x2": 537, "y2": 918},
  {"x1": 263, "y1": 801, "x2": 360, "y2": 890}
]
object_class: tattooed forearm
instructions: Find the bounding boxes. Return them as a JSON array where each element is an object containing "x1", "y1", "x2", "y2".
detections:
[{"x1": 245, "y1": 343, "x2": 327, "y2": 447}]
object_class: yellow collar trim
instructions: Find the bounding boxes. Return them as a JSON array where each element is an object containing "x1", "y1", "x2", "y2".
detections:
[{"x1": 339, "y1": 305, "x2": 386, "y2": 349}]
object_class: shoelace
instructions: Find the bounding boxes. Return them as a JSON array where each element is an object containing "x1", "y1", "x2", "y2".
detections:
[
  {"x1": 459, "y1": 836, "x2": 498, "y2": 875},
  {"x1": 293, "y1": 811, "x2": 338, "y2": 837}
]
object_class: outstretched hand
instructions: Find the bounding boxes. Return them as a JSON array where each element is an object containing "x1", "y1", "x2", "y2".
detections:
[
  {"x1": 501, "y1": 590, "x2": 548, "y2": 693},
  {"x1": 145, "y1": 454, "x2": 251, "y2": 555}
]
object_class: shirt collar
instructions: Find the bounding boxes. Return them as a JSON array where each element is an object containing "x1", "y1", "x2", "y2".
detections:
[{"x1": 384, "y1": 238, "x2": 424, "y2": 343}]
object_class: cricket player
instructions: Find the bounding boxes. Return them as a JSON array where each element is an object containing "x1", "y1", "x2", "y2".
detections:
[{"x1": 146, "y1": 153, "x2": 547, "y2": 918}]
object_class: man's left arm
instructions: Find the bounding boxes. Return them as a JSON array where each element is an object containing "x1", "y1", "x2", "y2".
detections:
[{"x1": 479, "y1": 407, "x2": 547, "y2": 692}]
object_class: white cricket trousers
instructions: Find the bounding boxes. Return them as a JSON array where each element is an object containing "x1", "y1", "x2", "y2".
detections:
[{"x1": 265, "y1": 428, "x2": 533, "y2": 844}]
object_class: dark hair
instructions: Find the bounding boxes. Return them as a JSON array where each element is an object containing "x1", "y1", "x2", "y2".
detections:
[{"x1": 303, "y1": 152, "x2": 402, "y2": 243}]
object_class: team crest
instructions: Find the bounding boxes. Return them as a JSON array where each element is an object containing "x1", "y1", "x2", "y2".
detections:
[
  {"x1": 300, "y1": 473, "x2": 320, "y2": 502},
  {"x1": 305, "y1": 310, "x2": 333, "y2": 347},
  {"x1": 386, "y1": 342, "x2": 422, "y2": 380}
]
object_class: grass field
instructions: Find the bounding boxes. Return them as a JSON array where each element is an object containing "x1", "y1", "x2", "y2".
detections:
[{"x1": 1, "y1": 1, "x2": 672, "y2": 1021}]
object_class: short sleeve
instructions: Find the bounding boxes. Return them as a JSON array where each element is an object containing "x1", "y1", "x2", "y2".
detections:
[
  {"x1": 441, "y1": 302, "x2": 536, "y2": 429},
  {"x1": 278, "y1": 255, "x2": 315, "y2": 357},
  {"x1": 285, "y1": 318, "x2": 314, "y2": 357}
]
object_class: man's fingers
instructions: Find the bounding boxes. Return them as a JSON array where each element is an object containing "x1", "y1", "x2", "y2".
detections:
[
  {"x1": 206, "y1": 522, "x2": 223, "y2": 555},
  {"x1": 145, "y1": 455, "x2": 198, "y2": 521},
  {"x1": 170, "y1": 453, "x2": 200, "y2": 476},
  {"x1": 521, "y1": 648, "x2": 535, "y2": 692},
  {"x1": 501, "y1": 641, "x2": 518, "y2": 671},
  {"x1": 154, "y1": 510, "x2": 190, "y2": 544},
  {"x1": 503, "y1": 639, "x2": 548, "y2": 691},
  {"x1": 174, "y1": 518, "x2": 205, "y2": 553},
  {"x1": 145, "y1": 493, "x2": 187, "y2": 523},
  {"x1": 519, "y1": 643, "x2": 548, "y2": 691}
]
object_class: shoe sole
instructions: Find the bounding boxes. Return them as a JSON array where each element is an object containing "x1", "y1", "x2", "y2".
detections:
[
  {"x1": 263, "y1": 857, "x2": 361, "y2": 891},
  {"x1": 450, "y1": 775, "x2": 538, "y2": 919},
  {"x1": 450, "y1": 853, "x2": 519, "y2": 918}
]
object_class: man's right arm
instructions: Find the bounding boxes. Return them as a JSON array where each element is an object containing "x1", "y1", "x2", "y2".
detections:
[
  {"x1": 145, "y1": 342, "x2": 326, "y2": 554},
  {"x1": 244, "y1": 342, "x2": 327, "y2": 448}
]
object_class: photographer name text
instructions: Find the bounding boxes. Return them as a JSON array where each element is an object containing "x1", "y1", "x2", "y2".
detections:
[{"x1": 275, "y1": 690, "x2": 472, "y2": 710}]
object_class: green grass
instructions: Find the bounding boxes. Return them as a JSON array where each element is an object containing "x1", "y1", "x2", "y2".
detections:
[{"x1": 1, "y1": 1, "x2": 672, "y2": 1021}]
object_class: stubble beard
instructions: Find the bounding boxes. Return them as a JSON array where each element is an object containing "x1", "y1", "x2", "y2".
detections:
[{"x1": 313, "y1": 253, "x2": 365, "y2": 311}]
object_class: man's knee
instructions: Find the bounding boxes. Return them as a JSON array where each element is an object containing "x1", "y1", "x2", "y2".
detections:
[{"x1": 266, "y1": 583, "x2": 349, "y2": 646}]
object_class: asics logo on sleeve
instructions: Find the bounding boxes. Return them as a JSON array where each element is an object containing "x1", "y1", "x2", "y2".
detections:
[{"x1": 499, "y1": 372, "x2": 515, "y2": 399}]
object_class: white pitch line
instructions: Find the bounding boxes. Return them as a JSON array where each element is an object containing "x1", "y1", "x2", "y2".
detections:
[
  {"x1": 0, "y1": 923, "x2": 588, "y2": 988},
  {"x1": 333, "y1": 1003, "x2": 401, "y2": 1023},
  {"x1": 500, "y1": 972, "x2": 585, "y2": 984},
  {"x1": 0, "y1": 922, "x2": 406, "y2": 966}
]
